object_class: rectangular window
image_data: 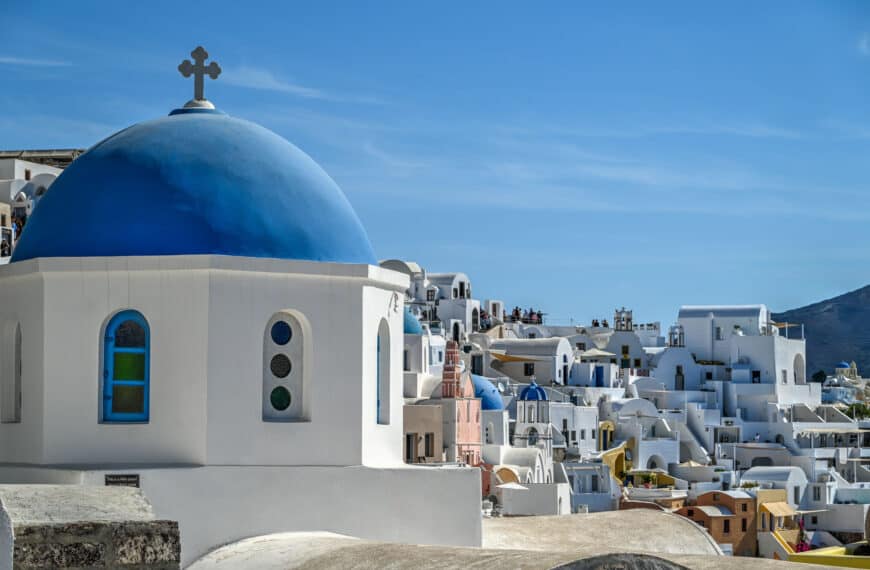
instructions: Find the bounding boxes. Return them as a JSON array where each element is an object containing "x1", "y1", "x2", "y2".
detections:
[
  {"x1": 592, "y1": 429, "x2": 596, "y2": 439},
  {"x1": 705, "y1": 371, "x2": 713, "y2": 380},
  {"x1": 723, "y1": 519, "x2": 730, "y2": 534},
  {"x1": 713, "y1": 493, "x2": 720, "y2": 501},
  {"x1": 403, "y1": 349, "x2": 410, "y2": 372},
  {"x1": 752, "y1": 370, "x2": 761, "y2": 383},
  {"x1": 426, "y1": 290, "x2": 435, "y2": 301},
  {"x1": 782, "y1": 370, "x2": 788, "y2": 384},
  {"x1": 741, "y1": 503, "x2": 747, "y2": 512},
  {"x1": 621, "y1": 345, "x2": 629, "y2": 355},
  {"x1": 576, "y1": 342, "x2": 586, "y2": 350},
  {"x1": 793, "y1": 486, "x2": 800, "y2": 505},
  {"x1": 424, "y1": 432, "x2": 434, "y2": 457},
  {"x1": 687, "y1": 509, "x2": 694, "y2": 517},
  {"x1": 811, "y1": 516, "x2": 818, "y2": 525},
  {"x1": 471, "y1": 354, "x2": 483, "y2": 375},
  {"x1": 405, "y1": 433, "x2": 415, "y2": 462},
  {"x1": 715, "y1": 326, "x2": 723, "y2": 341},
  {"x1": 741, "y1": 518, "x2": 747, "y2": 532},
  {"x1": 524, "y1": 363, "x2": 535, "y2": 376},
  {"x1": 580, "y1": 429, "x2": 586, "y2": 440},
  {"x1": 813, "y1": 486, "x2": 821, "y2": 501},
  {"x1": 633, "y1": 358, "x2": 641, "y2": 368},
  {"x1": 570, "y1": 430, "x2": 576, "y2": 443}
]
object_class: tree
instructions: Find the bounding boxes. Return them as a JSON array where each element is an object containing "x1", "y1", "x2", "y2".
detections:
[{"x1": 811, "y1": 370, "x2": 827, "y2": 383}]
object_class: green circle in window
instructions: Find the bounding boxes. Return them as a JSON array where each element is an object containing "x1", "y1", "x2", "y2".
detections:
[{"x1": 270, "y1": 386, "x2": 291, "y2": 411}]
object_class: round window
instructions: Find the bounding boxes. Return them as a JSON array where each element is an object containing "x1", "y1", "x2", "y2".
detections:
[
  {"x1": 270, "y1": 386, "x2": 291, "y2": 411},
  {"x1": 270, "y1": 321, "x2": 292, "y2": 345},
  {"x1": 270, "y1": 354, "x2": 292, "y2": 378}
]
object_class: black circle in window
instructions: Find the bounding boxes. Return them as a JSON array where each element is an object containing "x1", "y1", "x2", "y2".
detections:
[
  {"x1": 270, "y1": 354, "x2": 292, "y2": 378},
  {"x1": 270, "y1": 386, "x2": 291, "y2": 411},
  {"x1": 270, "y1": 321, "x2": 292, "y2": 345}
]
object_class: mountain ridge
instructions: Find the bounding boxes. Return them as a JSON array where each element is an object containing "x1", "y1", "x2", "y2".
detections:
[{"x1": 773, "y1": 284, "x2": 870, "y2": 376}]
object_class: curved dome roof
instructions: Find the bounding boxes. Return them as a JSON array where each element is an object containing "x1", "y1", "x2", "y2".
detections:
[
  {"x1": 518, "y1": 381, "x2": 548, "y2": 401},
  {"x1": 471, "y1": 374, "x2": 504, "y2": 411},
  {"x1": 403, "y1": 307, "x2": 423, "y2": 335},
  {"x1": 837, "y1": 361, "x2": 851, "y2": 369},
  {"x1": 12, "y1": 108, "x2": 375, "y2": 264}
]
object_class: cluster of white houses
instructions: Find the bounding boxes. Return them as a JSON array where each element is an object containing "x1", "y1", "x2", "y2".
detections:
[{"x1": 389, "y1": 256, "x2": 870, "y2": 559}]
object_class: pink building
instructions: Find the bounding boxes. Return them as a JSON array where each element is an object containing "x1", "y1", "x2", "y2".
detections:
[{"x1": 441, "y1": 341, "x2": 482, "y2": 466}]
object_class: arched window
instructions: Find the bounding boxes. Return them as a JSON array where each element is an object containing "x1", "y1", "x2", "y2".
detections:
[
  {"x1": 263, "y1": 311, "x2": 307, "y2": 421},
  {"x1": 102, "y1": 310, "x2": 149, "y2": 422},
  {"x1": 377, "y1": 319, "x2": 391, "y2": 425}
]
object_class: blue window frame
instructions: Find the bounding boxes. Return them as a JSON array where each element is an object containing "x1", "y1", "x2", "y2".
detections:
[{"x1": 102, "y1": 310, "x2": 150, "y2": 422}]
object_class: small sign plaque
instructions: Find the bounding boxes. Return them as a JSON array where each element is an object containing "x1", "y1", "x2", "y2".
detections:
[{"x1": 105, "y1": 474, "x2": 140, "y2": 488}]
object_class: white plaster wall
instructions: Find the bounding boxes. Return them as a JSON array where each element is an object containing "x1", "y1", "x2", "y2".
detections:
[
  {"x1": 75, "y1": 465, "x2": 481, "y2": 566},
  {"x1": 497, "y1": 482, "x2": 571, "y2": 516},
  {"x1": 0, "y1": 268, "x2": 44, "y2": 463},
  {"x1": 39, "y1": 257, "x2": 210, "y2": 465},
  {"x1": 653, "y1": 348, "x2": 702, "y2": 391},
  {"x1": 0, "y1": 256, "x2": 408, "y2": 468}
]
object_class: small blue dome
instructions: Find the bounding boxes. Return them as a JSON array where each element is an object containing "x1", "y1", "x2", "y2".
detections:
[
  {"x1": 12, "y1": 108, "x2": 376, "y2": 264},
  {"x1": 471, "y1": 374, "x2": 504, "y2": 411},
  {"x1": 837, "y1": 361, "x2": 851, "y2": 369},
  {"x1": 403, "y1": 307, "x2": 423, "y2": 335},
  {"x1": 519, "y1": 381, "x2": 548, "y2": 401}
]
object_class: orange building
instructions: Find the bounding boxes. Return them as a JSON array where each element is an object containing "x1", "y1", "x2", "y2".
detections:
[{"x1": 677, "y1": 490, "x2": 757, "y2": 556}]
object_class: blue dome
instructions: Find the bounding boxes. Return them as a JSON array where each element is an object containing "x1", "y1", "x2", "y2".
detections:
[
  {"x1": 837, "y1": 361, "x2": 851, "y2": 369},
  {"x1": 471, "y1": 374, "x2": 504, "y2": 411},
  {"x1": 12, "y1": 108, "x2": 376, "y2": 264},
  {"x1": 519, "y1": 381, "x2": 548, "y2": 401},
  {"x1": 403, "y1": 307, "x2": 423, "y2": 335}
]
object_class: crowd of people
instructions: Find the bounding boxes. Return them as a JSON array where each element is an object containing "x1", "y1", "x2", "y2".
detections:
[
  {"x1": 506, "y1": 306, "x2": 544, "y2": 325},
  {"x1": 1, "y1": 215, "x2": 27, "y2": 258}
]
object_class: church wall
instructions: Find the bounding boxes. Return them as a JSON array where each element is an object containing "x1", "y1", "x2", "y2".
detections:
[
  {"x1": 75, "y1": 464, "x2": 483, "y2": 565},
  {"x1": 0, "y1": 267, "x2": 45, "y2": 464},
  {"x1": 361, "y1": 284, "x2": 406, "y2": 466},
  {"x1": 38, "y1": 257, "x2": 210, "y2": 465}
]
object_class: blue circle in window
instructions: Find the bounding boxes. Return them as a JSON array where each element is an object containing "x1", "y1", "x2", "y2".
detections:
[{"x1": 271, "y1": 321, "x2": 292, "y2": 345}]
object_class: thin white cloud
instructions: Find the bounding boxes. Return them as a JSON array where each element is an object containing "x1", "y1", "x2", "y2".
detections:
[
  {"x1": 0, "y1": 55, "x2": 71, "y2": 67},
  {"x1": 222, "y1": 66, "x2": 382, "y2": 104},
  {"x1": 222, "y1": 66, "x2": 324, "y2": 99},
  {"x1": 860, "y1": 33, "x2": 870, "y2": 56}
]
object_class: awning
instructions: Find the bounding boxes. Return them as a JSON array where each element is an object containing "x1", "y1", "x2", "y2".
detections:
[
  {"x1": 761, "y1": 502, "x2": 796, "y2": 517},
  {"x1": 796, "y1": 509, "x2": 828, "y2": 514},
  {"x1": 797, "y1": 427, "x2": 861, "y2": 435},
  {"x1": 489, "y1": 351, "x2": 540, "y2": 363},
  {"x1": 580, "y1": 348, "x2": 615, "y2": 359}
]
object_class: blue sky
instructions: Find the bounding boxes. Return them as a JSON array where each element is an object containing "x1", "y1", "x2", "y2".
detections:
[{"x1": 3, "y1": 1, "x2": 870, "y2": 326}]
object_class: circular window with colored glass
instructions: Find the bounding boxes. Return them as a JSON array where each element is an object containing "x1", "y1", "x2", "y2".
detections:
[
  {"x1": 270, "y1": 321, "x2": 292, "y2": 345},
  {"x1": 270, "y1": 386, "x2": 291, "y2": 411},
  {"x1": 270, "y1": 354, "x2": 291, "y2": 378}
]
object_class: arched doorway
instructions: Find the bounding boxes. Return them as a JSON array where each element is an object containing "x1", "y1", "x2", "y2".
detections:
[
  {"x1": 472, "y1": 308, "x2": 480, "y2": 332},
  {"x1": 452, "y1": 322, "x2": 460, "y2": 342},
  {"x1": 647, "y1": 454, "x2": 665, "y2": 470},
  {"x1": 527, "y1": 427, "x2": 539, "y2": 446},
  {"x1": 793, "y1": 354, "x2": 806, "y2": 385}
]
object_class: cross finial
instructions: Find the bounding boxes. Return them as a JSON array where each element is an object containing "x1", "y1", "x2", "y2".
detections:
[{"x1": 178, "y1": 46, "x2": 221, "y2": 109}]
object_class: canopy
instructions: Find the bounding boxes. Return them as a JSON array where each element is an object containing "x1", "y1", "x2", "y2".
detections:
[
  {"x1": 761, "y1": 502, "x2": 796, "y2": 517},
  {"x1": 580, "y1": 348, "x2": 615, "y2": 359},
  {"x1": 490, "y1": 351, "x2": 539, "y2": 363}
]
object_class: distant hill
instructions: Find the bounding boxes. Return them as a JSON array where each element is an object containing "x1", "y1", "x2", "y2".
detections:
[{"x1": 773, "y1": 285, "x2": 870, "y2": 377}]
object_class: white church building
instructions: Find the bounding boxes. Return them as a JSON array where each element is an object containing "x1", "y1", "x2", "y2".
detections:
[{"x1": 0, "y1": 48, "x2": 481, "y2": 565}]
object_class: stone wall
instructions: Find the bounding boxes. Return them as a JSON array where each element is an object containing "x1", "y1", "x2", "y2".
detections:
[{"x1": 13, "y1": 520, "x2": 179, "y2": 569}]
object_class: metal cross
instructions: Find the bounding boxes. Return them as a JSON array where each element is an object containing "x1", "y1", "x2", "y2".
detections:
[{"x1": 178, "y1": 46, "x2": 221, "y2": 101}]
